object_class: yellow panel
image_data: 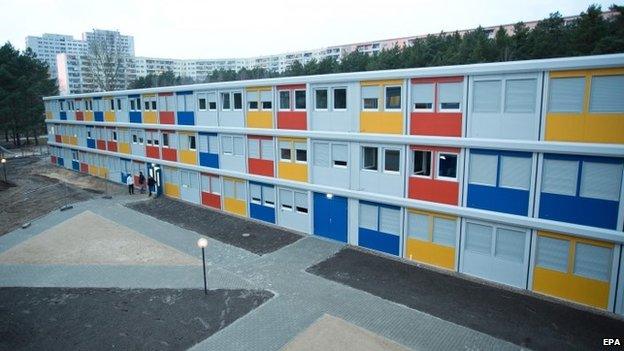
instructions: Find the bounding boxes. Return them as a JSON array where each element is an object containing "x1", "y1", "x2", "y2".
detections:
[
  {"x1": 164, "y1": 183, "x2": 180, "y2": 198},
  {"x1": 61, "y1": 136, "x2": 69, "y2": 144},
  {"x1": 247, "y1": 111, "x2": 273, "y2": 128},
  {"x1": 104, "y1": 111, "x2": 116, "y2": 122},
  {"x1": 142, "y1": 93, "x2": 156, "y2": 98},
  {"x1": 143, "y1": 111, "x2": 158, "y2": 124},
  {"x1": 278, "y1": 162, "x2": 308, "y2": 182},
  {"x1": 408, "y1": 208, "x2": 457, "y2": 221},
  {"x1": 45, "y1": 112, "x2": 52, "y2": 120},
  {"x1": 179, "y1": 150, "x2": 197, "y2": 165},
  {"x1": 118, "y1": 143, "x2": 131, "y2": 154},
  {"x1": 246, "y1": 86, "x2": 272, "y2": 92},
  {"x1": 537, "y1": 231, "x2": 613, "y2": 248},
  {"x1": 89, "y1": 166, "x2": 99, "y2": 176},
  {"x1": 278, "y1": 137, "x2": 306, "y2": 143},
  {"x1": 224, "y1": 198, "x2": 247, "y2": 216},
  {"x1": 532, "y1": 267, "x2": 610, "y2": 309},
  {"x1": 360, "y1": 111, "x2": 403, "y2": 134},
  {"x1": 84, "y1": 111, "x2": 94, "y2": 121},
  {"x1": 98, "y1": 167, "x2": 108, "y2": 178},
  {"x1": 406, "y1": 238, "x2": 455, "y2": 270},
  {"x1": 544, "y1": 114, "x2": 584, "y2": 141},
  {"x1": 550, "y1": 67, "x2": 624, "y2": 78},
  {"x1": 361, "y1": 79, "x2": 403, "y2": 86},
  {"x1": 69, "y1": 136, "x2": 78, "y2": 145}
]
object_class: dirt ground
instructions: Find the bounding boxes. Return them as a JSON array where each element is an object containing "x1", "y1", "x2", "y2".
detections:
[{"x1": 0, "y1": 155, "x2": 125, "y2": 236}]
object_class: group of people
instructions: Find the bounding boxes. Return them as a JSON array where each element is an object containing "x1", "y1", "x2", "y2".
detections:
[{"x1": 126, "y1": 171, "x2": 157, "y2": 197}]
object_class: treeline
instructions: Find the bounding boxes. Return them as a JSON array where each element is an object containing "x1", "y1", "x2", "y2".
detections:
[
  {"x1": 130, "y1": 4, "x2": 624, "y2": 87},
  {"x1": 0, "y1": 43, "x2": 58, "y2": 146}
]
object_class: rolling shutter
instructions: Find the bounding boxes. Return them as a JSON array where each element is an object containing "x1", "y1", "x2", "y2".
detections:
[
  {"x1": 263, "y1": 186, "x2": 275, "y2": 206},
  {"x1": 233, "y1": 137, "x2": 244, "y2": 156},
  {"x1": 465, "y1": 222, "x2": 492, "y2": 254},
  {"x1": 332, "y1": 144, "x2": 348, "y2": 165},
  {"x1": 505, "y1": 78, "x2": 537, "y2": 113},
  {"x1": 573, "y1": 242, "x2": 612, "y2": 281},
  {"x1": 432, "y1": 217, "x2": 456, "y2": 247},
  {"x1": 201, "y1": 174, "x2": 210, "y2": 192},
  {"x1": 295, "y1": 192, "x2": 308, "y2": 212},
  {"x1": 536, "y1": 235, "x2": 569, "y2": 272},
  {"x1": 579, "y1": 161, "x2": 623, "y2": 201},
  {"x1": 499, "y1": 155, "x2": 532, "y2": 190},
  {"x1": 541, "y1": 158, "x2": 578, "y2": 196},
  {"x1": 548, "y1": 77, "x2": 584, "y2": 112},
  {"x1": 473, "y1": 80, "x2": 501, "y2": 113},
  {"x1": 379, "y1": 207, "x2": 400, "y2": 236},
  {"x1": 412, "y1": 83, "x2": 434, "y2": 106},
  {"x1": 313, "y1": 142, "x2": 330, "y2": 167},
  {"x1": 250, "y1": 183, "x2": 262, "y2": 203},
  {"x1": 589, "y1": 75, "x2": 624, "y2": 113},
  {"x1": 359, "y1": 203, "x2": 378, "y2": 231},
  {"x1": 208, "y1": 135, "x2": 219, "y2": 153},
  {"x1": 248, "y1": 138, "x2": 260, "y2": 159},
  {"x1": 494, "y1": 228, "x2": 526, "y2": 262},
  {"x1": 199, "y1": 134, "x2": 209, "y2": 153},
  {"x1": 260, "y1": 140, "x2": 274, "y2": 160},
  {"x1": 407, "y1": 212, "x2": 429, "y2": 241},
  {"x1": 235, "y1": 181, "x2": 245, "y2": 201},
  {"x1": 224, "y1": 180, "x2": 235, "y2": 198},
  {"x1": 438, "y1": 82, "x2": 462, "y2": 108},
  {"x1": 469, "y1": 153, "x2": 498, "y2": 186}
]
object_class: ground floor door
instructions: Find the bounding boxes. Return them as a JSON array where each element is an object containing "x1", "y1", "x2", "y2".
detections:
[{"x1": 313, "y1": 192, "x2": 348, "y2": 243}]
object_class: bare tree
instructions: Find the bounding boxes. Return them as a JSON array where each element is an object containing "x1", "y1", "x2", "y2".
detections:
[{"x1": 85, "y1": 33, "x2": 128, "y2": 91}]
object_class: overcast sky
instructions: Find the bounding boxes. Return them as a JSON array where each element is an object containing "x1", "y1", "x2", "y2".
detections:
[{"x1": 0, "y1": 0, "x2": 617, "y2": 59}]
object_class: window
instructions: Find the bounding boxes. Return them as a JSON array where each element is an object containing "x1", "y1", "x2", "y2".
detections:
[
  {"x1": 332, "y1": 144, "x2": 348, "y2": 167},
  {"x1": 224, "y1": 179, "x2": 235, "y2": 198},
  {"x1": 548, "y1": 77, "x2": 584, "y2": 113},
  {"x1": 505, "y1": 79, "x2": 537, "y2": 113},
  {"x1": 313, "y1": 142, "x2": 330, "y2": 167},
  {"x1": 362, "y1": 86, "x2": 379, "y2": 111},
  {"x1": 469, "y1": 153, "x2": 497, "y2": 186},
  {"x1": 110, "y1": 99, "x2": 115, "y2": 111},
  {"x1": 407, "y1": 212, "x2": 429, "y2": 240},
  {"x1": 499, "y1": 156, "x2": 532, "y2": 190},
  {"x1": 263, "y1": 186, "x2": 275, "y2": 207},
  {"x1": 589, "y1": 75, "x2": 624, "y2": 113},
  {"x1": 295, "y1": 142, "x2": 307, "y2": 163},
  {"x1": 130, "y1": 100, "x2": 135, "y2": 111},
  {"x1": 579, "y1": 161, "x2": 623, "y2": 201},
  {"x1": 151, "y1": 99, "x2": 157, "y2": 110},
  {"x1": 280, "y1": 141, "x2": 292, "y2": 161},
  {"x1": 260, "y1": 139, "x2": 274, "y2": 160},
  {"x1": 432, "y1": 217, "x2": 456, "y2": 246},
  {"x1": 208, "y1": 93, "x2": 217, "y2": 111},
  {"x1": 262, "y1": 101, "x2": 272, "y2": 110},
  {"x1": 574, "y1": 242, "x2": 612, "y2": 281},
  {"x1": 385, "y1": 86, "x2": 401, "y2": 110},
  {"x1": 412, "y1": 83, "x2": 434, "y2": 110},
  {"x1": 211, "y1": 176, "x2": 220, "y2": 195},
  {"x1": 250, "y1": 183, "x2": 262, "y2": 204},
  {"x1": 279, "y1": 91, "x2": 290, "y2": 110},
  {"x1": 116, "y1": 98, "x2": 122, "y2": 111},
  {"x1": 536, "y1": 235, "x2": 569, "y2": 272},
  {"x1": 198, "y1": 97, "x2": 207, "y2": 111},
  {"x1": 362, "y1": 147, "x2": 378, "y2": 170},
  {"x1": 494, "y1": 228, "x2": 526, "y2": 262},
  {"x1": 294, "y1": 90, "x2": 306, "y2": 110},
  {"x1": 233, "y1": 136, "x2": 244, "y2": 156},
  {"x1": 295, "y1": 191, "x2": 308, "y2": 214},
  {"x1": 188, "y1": 135, "x2": 196, "y2": 150},
  {"x1": 384, "y1": 149, "x2": 400, "y2": 172},
  {"x1": 221, "y1": 92, "x2": 231, "y2": 110},
  {"x1": 235, "y1": 181, "x2": 245, "y2": 201},
  {"x1": 465, "y1": 222, "x2": 492, "y2": 254},
  {"x1": 359, "y1": 203, "x2": 378, "y2": 231},
  {"x1": 437, "y1": 153, "x2": 457, "y2": 179},
  {"x1": 541, "y1": 158, "x2": 578, "y2": 196},
  {"x1": 233, "y1": 92, "x2": 242, "y2": 110},
  {"x1": 473, "y1": 80, "x2": 501, "y2": 113},
  {"x1": 315, "y1": 89, "x2": 328, "y2": 110},
  {"x1": 201, "y1": 174, "x2": 220, "y2": 194},
  {"x1": 438, "y1": 82, "x2": 462, "y2": 111},
  {"x1": 248, "y1": 138, "x2": 260, "y2": 159},
  {"x1": 333, "y1": 88, "x2": 347, "y2": 110},
  {"x1": 412, "y1": 150, "x2": 431, "y2": 176},
  {"x1": 379, "y1": 207, "x2": 400, "y2": 235},
  {"x1": 280, "y1": 189, "x2": 293, "y2": 211},
  {"x1": 248, "y1": 100, "x2": 258, "y2": 110},
  {"x1": 162, "y1": 133, "x2": 169, "y2": 147}
]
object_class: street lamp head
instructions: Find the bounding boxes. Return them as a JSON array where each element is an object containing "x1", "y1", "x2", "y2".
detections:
[
  {"x1": 197, "y1": 237, "x2": 208, "y2": 248},
  {"x1": 1, "y1": 158, "x2": 5, "y2": 164}
]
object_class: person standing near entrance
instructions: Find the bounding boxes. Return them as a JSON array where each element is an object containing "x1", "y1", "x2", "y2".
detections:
[
  {"x1": 147, "y1": 175, "x2": 156, "y2": 197},
  {"x1": 126, "y1": 174, "x2": 134, "y2": 194},
  {"x1": 139, "y1": 171, "x2": 146, "y2": 194}
]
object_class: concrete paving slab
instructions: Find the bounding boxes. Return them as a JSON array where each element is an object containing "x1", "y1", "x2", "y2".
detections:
[{"x1": 281, "y1": 314, "x2": 411, "y2": 351}]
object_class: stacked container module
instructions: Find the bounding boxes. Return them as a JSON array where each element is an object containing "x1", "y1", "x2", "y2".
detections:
[{"x1": 44, "y1": 54, "x2": 624, "y2": 315}]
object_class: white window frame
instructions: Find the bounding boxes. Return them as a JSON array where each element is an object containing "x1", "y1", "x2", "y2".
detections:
[
  {"x1": 233, "y1": 91, "x2": 243, "y2": 111},
  {"x1": 435, "y1": 152, "x2": 458, "y2": 181},
  {"x1": 314, "y1": 88, "x2": 329, "y2": 111},
  {"x1": 294, "y1": 89, "x2": 306, "y2": 111},
  {"x1": 278, "y1": 90, "x2": 291, "y2": 111},
  {"x1": 412, "y1": 83, "x2": 435, "y2": 112},
  {"x1": 411, "y1": 149, "x2": 433, "y2": 179},
  {"x1": 294, "y1": 142, "x2": 307, "y2": 164},
  {"x1": 197, "y1": 92, "x2": 208, "y2": 111},
  {"x1": 332, "y1": 87, "x2": 348, "y2": 111},
  {"x1": 384, "y1": 85, "x2": 402, "y2": 111},
  {"x1": 361, "y1": 146, "x2": 379, "y2": 172},
  {"x1": 382, "y1": 148, "x2": 401, "y2": 174},
  {"x1": 438, "y1": 82, "x2": 463, "y2": 113}
]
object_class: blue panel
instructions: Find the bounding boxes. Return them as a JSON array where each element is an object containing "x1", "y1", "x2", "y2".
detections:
[
  {"x1": 60, "y1": 112, "x2": 67, "y2": 120},
  {"x1": 121, "y1": 172, "x2": 127, "y2": 184},
  {"x1": 129, "y1": 111, "x2": 142, "y2": 123},
  {"x1": 358, "y1": 228, "x2": 399, "y2": 256},
  {"x1": 87, "y1": 139, "x2": 96, "y2": 149},
  {"x1": 313, "y1": 192, "x2": 348, "y2": 243},
  {"x1": 71, "y1": 160, "x2": 80, "y2": 171},
  {"x1": 177, "y1": 111, "x2": 195, "y2": 125},
  {"x1": 94, "y1": 112, "x2": 104, "y2": 122},
  {"x1": 539, "y1": 193, "x2": 619, "y2": 230},
  {"x1": 176, "y1": 90, "x2": 193, "y2": 95},
  {"x1": 128, "y1": 94, "x2": 140, "y2": 98},
  {"x1": 199, "y1": 152, "x2": 219, "y2": 168},
  {"x1": 467, "y1": 184, "x2": 529, "y2": 216},
  {"x1": 250, "y1": 203, "x2": 275, "y2": 224},
  {"x1": 57, "y1": 158, "x2": 64, "y2": 166}
]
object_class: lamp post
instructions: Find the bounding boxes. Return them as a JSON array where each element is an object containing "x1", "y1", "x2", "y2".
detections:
[
  {"x1": 1, "y1": 158, "x2": 6, "y2": 183},
  {"x1": 197, "y1": 237, "x2": 208, "y2": 295}
]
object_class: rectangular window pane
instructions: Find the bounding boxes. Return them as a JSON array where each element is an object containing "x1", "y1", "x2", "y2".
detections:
[
  {"x1": 201, "y1": 174, "x2": 210, "y2": 192},
  {"x1": 541, "y1": 158, "x2": 578, "y2": 196},
  {"x1": 412, "y1": 83, "x2": 433, "y2": 110},
  {"x1": 413, "y1": 150, "x2": 431, "y2": 176},
  {"x1": 332, "y1": 144, "x2": 348, "y2": 167},
  {"x1": 438, "y1": 82, "x2": 462, "y2": 111},
  {"x1": 250, "y1": 184, "x2": 262, "y2": 204},
  {"x1": 199, "y1": 97, "x2": 208, "y2": 111},
  {"x1": 362, "y1": 147, "x2": 378, "y2": 170},
  {"x1": 295, "y1": 90, "x2": 306, "y2": 109},
  {"x1": 233, "y1": 137, "x2": 244, "y2": 156},
  {"x1": 233, "y1": 93, "x2": 242, "y2": 110},
  {"x1": 385, "y1": 86, "x2": 401, "y2": 110},
  {"x1": 469, "y1": 153, "x2": 497, "y2": 186},
  {"x1": 432, "y1": 217, "x2": 456, "y2": 247},
  {"x1": 280, "y1": 189, "x2": 293, "y2": 210},
  {"x1": 438, "y1": 153, "x2": 457, "y2": 179},
  {"x1": 295, "y1": 192, "x2": 308, "y2": 213},
  {"x1": 248, "y1": 138, "x2": 260, "y2": 159},
  {"x1": 333, "y1": 88, "x2": 347, "y2": 109},
  {"x1": 473, "y1": 80, "x2": 502, "y2": 113},
  {"x1": 224, "y1": 180, "x2": 235, "y2": 198},
  {"x1": 499, "y1": 155, "x2": 532, "y2": 190},
  {"x1": 465, "y1": 222, "x2": 492, "y2": 254},
  {"x1": 505, "y1": 79, "x2": 537, "y2": 113},
  {"x1": 495, "y1": 228, "x2": 526, "y2": 262},
  {"x1": 295, "y1": 142, "x2": 307, "y2": 162},
  {"x1": 574, "y1": 243, "x2": 612, "y2": 281},
  {"x1": 261, "y1": 139, "x2": 274, "y2": 160},
  {"x1": 263, "y1": 186, "x2": 275, "y2": 207},
  {"x1": 579, "y1": 161, "x2": 623, "y2": 201},
  {"x1": 235, "y1": 181, "x2": 245, "y2": 201},
  {"x1": 548, "y1": 77, "x2": 584, "y2": 112},
  {"x1": 589, "y1": 75, "x2": 624, "y2": 112},
  {"x1": 279, "y1": 91, "x2": 290, "y2": 110},
  {"x1": 280, "y1": 141, "x2": 292, "y2": 161},
  {"x1": 208, "y1": 135, "x2": 219, "y2": 153},
  {"x1": 313, "y1": 142, "x2": 330, "y2": 167},
  {"x1": 222, "y1": 136, "x2": 233, "y2": 154},
  {"x1": 248, "y1": 101, "x2": 258, "y2": 110},
  {"x1": 379, "y1": 207, "x2": 400, "y2": 235},
  {"x1": 221, "y1": 93, "x2": 230, "y2": 110},
  {"x1": 210, "y1": 176, "x2": 220, "y2": 194},
  {"x1": 262, "y1": 101, "x2": 272, "y2": 110},
  {"x1": 407, "y1": 213, "x2": 429, "y2": 240},
  {"x1": 315, "y1": 89, "x2": 328, "y2": 109},
  {"x1": 362, "y1": 86, "x2": 379, "y2": 110},
  {"x1": 384, "y1": 149, "x2": 400, "y2": 172},
  {"x1": 536, "y1": 235, "x2": 569, "y2": 272},
  {"x1": 359, "y1": 203, "x2": 378, "y2": 231},
  {"x1": 189, "y1": 136, "x2": 196, "y2": 150}
]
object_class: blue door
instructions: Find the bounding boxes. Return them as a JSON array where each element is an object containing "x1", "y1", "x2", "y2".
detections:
[
  {"x1": 313, "y1": 192, "x2": 348, "y2": 243},
  {"x1": 147, "y1": 163, "x2": 163, "y2": 196},
  {"x1": 249, "y1": 182, "x2": 276, "y2": 224}
]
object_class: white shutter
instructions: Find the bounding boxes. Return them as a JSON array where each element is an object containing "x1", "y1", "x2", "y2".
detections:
[
  {"x1": 541, "y1": 159, "x2": 578, "y2": 196},
  {"x1": 208, "y1": 135, "x2": 219, "y2": 153},
  {"x1": 233, "y1": 137, "x2": 244, "y2": 156},
  {"x1": 412, "y1": 83, "x2": 434, "y2": 106},
  {"x1": 176, "y1": 95, "x2": 185, "y2": 111},
  {"x1": 179, "y1": 134, "x2": 188, "y2": 149},
  {"x1": 222, "y1": 136, "x2": 233, "y2": 154},
  {"x1": 263, "y1": 186, "x2": 275, "y2": 206},
  {"x1": 579, "y1": 161, "x2": 623, "y2": 201},
  {"x1": 260, "y1": 90, "x2": 272, "y2": 102},
  {"x1": 361, "y1": 86, "x2": 380, "y2": 99},
  {"x1": 313, "y1": 142, "x2": 330, "y2": 167},
  {"x1": 224, "y1": 180, "x2": 235, "y2": 198},
  {"x1": 235, "y1": 181, "x2": 245, "y2": 201},
  {"x1": 494, "y1": 228, "x2": 526, "y2": 262},
  {"x1": 407, "y1": 212, "x2": 429, "y2": 240},
  {"x1": 295, "y1": 191, "x2": 308, "y2": 212},
  {"x1": 190, "y1": 172, "x2": 198, "y2": 189},
  {"x1": 548, "y1": 77, "x2": 584, "y2": 112},
  {"x1": 432, "y1": 217, "x2": 456, "y2": 247},
  {"x1": 210, "y1": 176, "x2": 220, "y2": 194},
  {"x1": 589, "y1": 75, "x2": 624, "y2": 113},
  {"x1": 199, "y1": 134, "x2": 209, "y2": 153},
  {"x1": 201, "y1": 174, "x2": 210, "y2": 192},
  {"x1": 499, "y1": 155, "x2": 532, "y2": 190},
  {"x1": 438, "y1": 82, "x2": 462, "y2": 110},
  {"x1": 573, "y1": 242, "x2": 612, "y2": 281},
  {"x1": 473, "y1": 80, "x2": 501, "y2": 113},
  {"x1": 180, "y1": 171, "x2": 189, "y2": 187},
  {"x1": 332, "y1": 144, "x2": 348, "y2": 165},
  {"x1": 359, "y1": 203, "x2": 378, "y2": 231},
  {"x1": 505, "y1": 78, "x2": 537, "y2": 113},
  {"x1": 248, "y1": 139, "x2": 260, "y2": 159},
  {"x1": 247, "y1": 91, "x2": 258, "y2": 103},
  {"x1": 379, "y1": 207, "x2": 400, "y2": 236},
  {"x1": 469, "y1": 153, "x2": 498, "y2": 186},
  {"x1": 280, "y1": 189, "x2": 293, "y2": 209},
  {"x1": 250, "y1": 183, "x2": 262, "y2": 204},
  {"x1": 465, "y1": 222, "x2": 492, "y2": 254},
  {"x1": 536, "y1": 235, "x2": 569, "y2": 272},
  {"x1": 261, "y1": 140, "x2": 274, "y2": 160},
  {"x1": 185, "y1": 94, "x2": 195, "y2": 111}
]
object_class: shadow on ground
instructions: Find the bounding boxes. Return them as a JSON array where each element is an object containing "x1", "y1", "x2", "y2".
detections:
[
  {"x1": 307, "y1": 248, "x2": 624, "y2": 351},
  {"x1": 0, "y1": 287, "x2": 273, "y2": 351},
  {"x1": 127, "y1": 197, "x2": 302, "y2": 255}
]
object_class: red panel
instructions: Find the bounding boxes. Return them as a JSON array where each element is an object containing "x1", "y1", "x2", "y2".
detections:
[
  {"x1": 51, "y1": 156, "x2": 57, "y2": 164},
  {"x1": 107, "y1": 141, "x2": 118, "y2": 152},
  {"x1": 277, "y1": 84, "x2": 305, "y2": 90},
  {"x1": 162, "y1": 148, "x2": 177, "y2": 162},
  {"x1": 247, "y1": 135, "x2": 272, "y2": 141},
  {"x1": 158, "y1": 92, "x2": 173, "y2": 96},
  {"x1": 96, "y1": 140, "x2": 107, "y2": 150},
  {"x1": 159, "y1": 111, "x2": 175, "y2": 124},
  {"x1": 410, "y1": 112, "x2": 462, "y2": 137},
  {"x1": 146, "y1": 146, "x2": 160, "y2": 159},
  {"x1": 134, "y1": 175, "x2": 140, "y2": 186},
  {"x1": 411, "y1": 76, "x2": 463, "y2": 84},
  {"x1": 201, "y1": 192, "x2": 221, "y2": 209},
  {"x1": 80, "y1": 163, "x2": 89, "y2": 173},
  {"x1": 248, "y1": 158, "x2": 274, "y2": 177},
  {"x1": 408, "y1": 177, "x2": 459, "y2": 205},
  {"x1": 277, "y1": 111, "x2": 307, "y2": 130},
  {"x1": 55, "y1": 135, "x2": 62, "y2": 143},
  {"x1": 76, "y1": 111, "x2": 84, "y2": 121},
  {"x1": 410, "y1": 145, "x2": 460, "y2": 153}
]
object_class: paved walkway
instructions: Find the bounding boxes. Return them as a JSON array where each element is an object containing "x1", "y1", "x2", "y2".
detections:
[{"x1": 0, "y1": 195, "x2": 520, "y2": 350}]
